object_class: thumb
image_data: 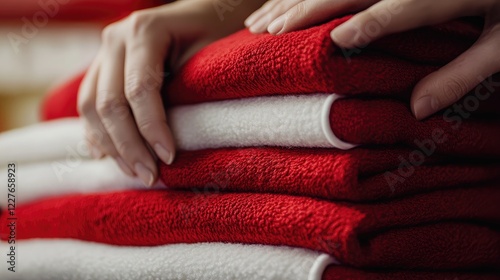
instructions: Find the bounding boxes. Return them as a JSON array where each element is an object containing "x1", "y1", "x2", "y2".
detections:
[{"x1": 411, "y1": 34, "x2": 500, "y2": 120}]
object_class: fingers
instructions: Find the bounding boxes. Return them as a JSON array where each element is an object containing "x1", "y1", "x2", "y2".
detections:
[
  {"x1": 77, "y1": 53, "x2": 122, "y2": 164},
  {"x1": 96, "y1": 26, "x2": 158, "y2": 187},
  {"x1": 411, "y1": 30, "x2": 500, "y2": 120},
  {"x1": 245, "y1": 0, "x2": 303, "y2": 33},
  {"x1": 267, "y1": 0, "x2": 378, "y2": 35},
  {"x1": 331, "y1": 0, "x2": 482, "y2": 48},
  {"x1": 124, "y1": 34, "x2": 176, "y2": 167}
]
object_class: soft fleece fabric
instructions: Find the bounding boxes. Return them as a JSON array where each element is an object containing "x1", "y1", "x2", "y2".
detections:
[
  {"x1": 2, "y1": 241, "x2": 495, "y2": 280},
  {"x1": 163, "y1": 17, "x2": 483, "y2": 104},
  {"x1": 2, "y1": 118, "x2": 499, "y2": 202},
  {"x1": 0, "y1": 157, "x2": 165, "y2": 207},
  {"x1": 0, "y1": 240, "x2": 334, "y2": 280},
  {"x1": 41, "y1": 82, "x2": 500, "y2": 158},
  {"x1": 2, "y1": 186, "x2": 499, "y2": 270}
]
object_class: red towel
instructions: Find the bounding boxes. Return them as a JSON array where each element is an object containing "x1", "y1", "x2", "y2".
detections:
[
  {"x1": 160, "y1": 147, "x2": 500, "y2": 201},
  {"x1": 41, "y1": 76, "x2": 500, "y2": 157},
  {"x1": 322, "y1": 266, "x2": 499, "y2": 280},
  {"x1": 2, "y1": 185, "x2": 499, "y2": 270},
  {"x1": 164, "y1": 17, "x2": 483, "y2": 104}
]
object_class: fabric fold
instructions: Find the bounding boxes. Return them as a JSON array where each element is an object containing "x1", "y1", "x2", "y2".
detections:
[
  {"x1": 2, "y1": 118, "x2": 499, "y2": 205},
  {"x1": 0, "y1": 239, "x2": 334, "y2": 280},
  {"x1": 3, "y1": 185, "x2": 499, "y2": 270}
]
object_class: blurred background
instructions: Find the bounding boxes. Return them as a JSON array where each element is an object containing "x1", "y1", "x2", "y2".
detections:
[{"x1": 0, "y1": 0, "x2": 163, "y2": 132}]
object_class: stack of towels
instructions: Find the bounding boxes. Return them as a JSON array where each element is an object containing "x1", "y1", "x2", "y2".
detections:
[{"x1": 1, "y1": 16, "x2": 499, "y2": 279}]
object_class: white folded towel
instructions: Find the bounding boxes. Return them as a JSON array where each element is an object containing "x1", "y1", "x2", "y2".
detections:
[
  {"x1": 0, "y1": 94, "x2": 354, "y2": 167},
  {"x1": 0, "y1": 239, "x2": 336, "y2": 280},
  {"x1": 0, "y1": 158, "x2": 165, "y2": 208},
  {"x1": 168, "y1": 94, "x2": 355, "y2": 150}
]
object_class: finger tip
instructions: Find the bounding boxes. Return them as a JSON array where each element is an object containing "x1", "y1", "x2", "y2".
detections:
[{"x1": 412, "y1": 96, "x2": 437, "y2": 121}]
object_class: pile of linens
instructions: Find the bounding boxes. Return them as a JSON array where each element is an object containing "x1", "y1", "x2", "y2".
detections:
[{"x1": 1, "y1": 16, "x2": 500, "y2": 280}]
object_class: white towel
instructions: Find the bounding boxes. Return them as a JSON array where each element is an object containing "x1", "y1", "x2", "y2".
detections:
[
  {"x1": 0, "y1": 239, "x2": 335, "y2": 280},
  {"x1": 168, "y1": 94, "x2": 355, "y2": 150},
  {"x1": 0, "y1": 158, "x2": 165, "y2": 208},
  {"x1": 0, "y1": 94, "x2": 354, "y2": 167}
]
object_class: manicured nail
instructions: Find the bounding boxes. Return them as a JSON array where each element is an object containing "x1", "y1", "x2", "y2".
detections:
[
  {"x1": 115, "y1": 157, "x2": 134, "y2": 177},
  {"x1": 268, "y1": 16, "x2": 285, "y2": 34},
  {"x1": 134, "y1": 162, "x2": 155, "y2": 187},
  {"x1": 249, "y1": 18, "x2": 268, "y2": 34},
  {"x1": 154, "y1": 143, "x2": 173, "y2": 165},
  {"x1": 331, "y1": 25, "x2": 357, "y2": 48},
  {"x1": 245, "y1": 13, "x2": 260, "y2": 27},
  {"x1": 413, "y1": 96, "x2": 438, "y2": 120},
  {"x1": 90, "y1": 146, "x2": 103, "y2": 159}
]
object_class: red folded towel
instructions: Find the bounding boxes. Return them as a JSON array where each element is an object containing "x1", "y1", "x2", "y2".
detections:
[
  {"x1": 160, "y1": 147, "x2": 500, "y2": 201},
  {"x1": 0, "y1": 0, "x2": 162, "y2": 22},
  {"x1": 164, "y1": 17, "x2": 483, "y2": 105},
  {"x1": 3, "y1": 185, "x2": 499, "y2": 270},
  {"x1": 322, "y1": 266, "x2": 499, "y2": 280},
  {"x1": 41, "y1": 75, "x2": 500, "y2": 157}
]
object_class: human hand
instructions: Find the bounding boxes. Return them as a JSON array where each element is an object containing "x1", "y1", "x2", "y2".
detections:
[
  {"x1": 245, "y1": 0, "x2": 500, "y2": 120},
  {"x1": 77, "y1": 3, "x2": 202, "y2": 187}
]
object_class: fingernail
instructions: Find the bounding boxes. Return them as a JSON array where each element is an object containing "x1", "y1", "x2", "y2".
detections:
[
  {"x1": 249, "y1": 18, "x2": 268, "y2": 34},
  {"x1": 135, "y1": 162, "x2": 155, "y2": 187},
  {"x1": 245, "y1": 13, "x2": 259, "y2": 27},
  {"x1": 115, "y1": 157, "x2": 134, "y2": 177},
  {"x1": 268, "y1": 17, "x2": 285, "y2": 35},
  {"x1": 331, "y1": 25, "x2": 357, "y2": 48},
  {"x1": 413, "y1": 96, "x2": 439, "y2": 120},
  {"x1": 154, "y1": 143, "x2": 173, "y2": 165},
  {"x1": 90, "y1": 146, "x2": 103, "y2": 159}
]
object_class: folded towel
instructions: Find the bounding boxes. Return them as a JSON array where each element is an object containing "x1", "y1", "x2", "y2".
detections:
[
  {"x1": 323, "y1": 267, "x2": 499, "y2": 280},
  {"x1": 0, "y1": 158, "x2": 165, "y2": 208},
  {"x1": 168, "y1": 94, "x2": 355, "y2": 150},
  {"x1": 3, "y1": 185, "x2": 499, "y2": 270},
  {"x1": 0, "y1": 118, "x2": 85, "y2": 166},
  {"x1": 0, "y1": 239, "x2": 334, "y2": 280},
  {"x1": 164, "y1": 17, "x2": 483, "y2": 105},
  {"x1": 2, "y1": 118, "x2": 499, "y2": 203},
  {"x1": 40, "y1": 82, "x2": 500, "y2": 158}
]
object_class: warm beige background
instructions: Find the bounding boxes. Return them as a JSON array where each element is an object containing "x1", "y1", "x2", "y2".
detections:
[{"x1": 0, "y1": 22, "x2": 101, "y2": 132}]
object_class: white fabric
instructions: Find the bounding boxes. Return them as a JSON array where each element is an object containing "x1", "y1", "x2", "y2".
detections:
[
  {"x1": 168, "y1": 94, "x2": 355, "y2": 150},
  {"x1": 0, "y1": 118, "x2": 87, "y2": 166},
  {"x1": 0, "y1": 94, "x2": 355, "y2": 167},
  {"x1": 0, "y1": 239, "x2": 336, "y2": 280},
  {"x1": 0, "y1": 158, "x2": 165, "y2": 208}
]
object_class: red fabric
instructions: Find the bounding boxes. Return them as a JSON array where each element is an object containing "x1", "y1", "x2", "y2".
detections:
[
  {"x1": 164, "y1": 17, "x2": 482, "y2": 105},
  {"x1": 41, "y1": 75, "x2": 500, "y2": 158},
  {"x1": 0, "y1": 0, "x2": 163, "y2": 23},
  {"x1": 159, "y1": 147, "x2": 500, "y2": 202},
  {"x1": 2, "y1": 186, "x2": 499, "y2": 270},
  {"x1": 41, "y1": 73, "x2": 83, "y2": 121},
  {"x1": 322, "y1": 266, "x2": 499, "y2": 280}
]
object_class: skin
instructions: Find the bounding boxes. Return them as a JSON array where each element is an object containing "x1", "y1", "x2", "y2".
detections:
[
  {"x1": 78, "y1": 0, "x2": 267, "y2": 186},
  {"x1": 245, "y1": 0, "x2": 500, "y2": 120}
]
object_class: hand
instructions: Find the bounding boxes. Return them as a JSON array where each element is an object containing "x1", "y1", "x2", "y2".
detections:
[
  {"x1": 245, "y1": 0, "x2": 500, "y2": 120},
  {"x1": 77, "y1": 3, "x2": 201, "y2": 186},
  {"x1": 78, "y1": 0, "x2": 268, "y2": 186}
]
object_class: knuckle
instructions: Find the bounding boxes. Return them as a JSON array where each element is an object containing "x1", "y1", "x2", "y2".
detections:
[
  {"x1": 137, "y1": 119, "x2": 166, "y2": 134},
  {"x1": 114, "y1": 140, "x2": 132, "y2": 155},
  {"x1": 125, "y1": 78, "x2": 150, "y2": 102},
  {"x1": 77, "y1": 98, "x2": 94, "y2": 116},
  {"x1": 291, "y1": 2, "x2": 308, "y2": 19},
  {"x1": 128, "y1": 11, "x2": 155, "y2": 34},
  {"x1": 96, "y1": 97, "x2": 123, "y2": 118},
  {"x1": 101, "y1": 24, "x2": 118, "y2": 43},
  {"x1": 440, "y1": 78, "x2": 469, "y2": 104}
]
